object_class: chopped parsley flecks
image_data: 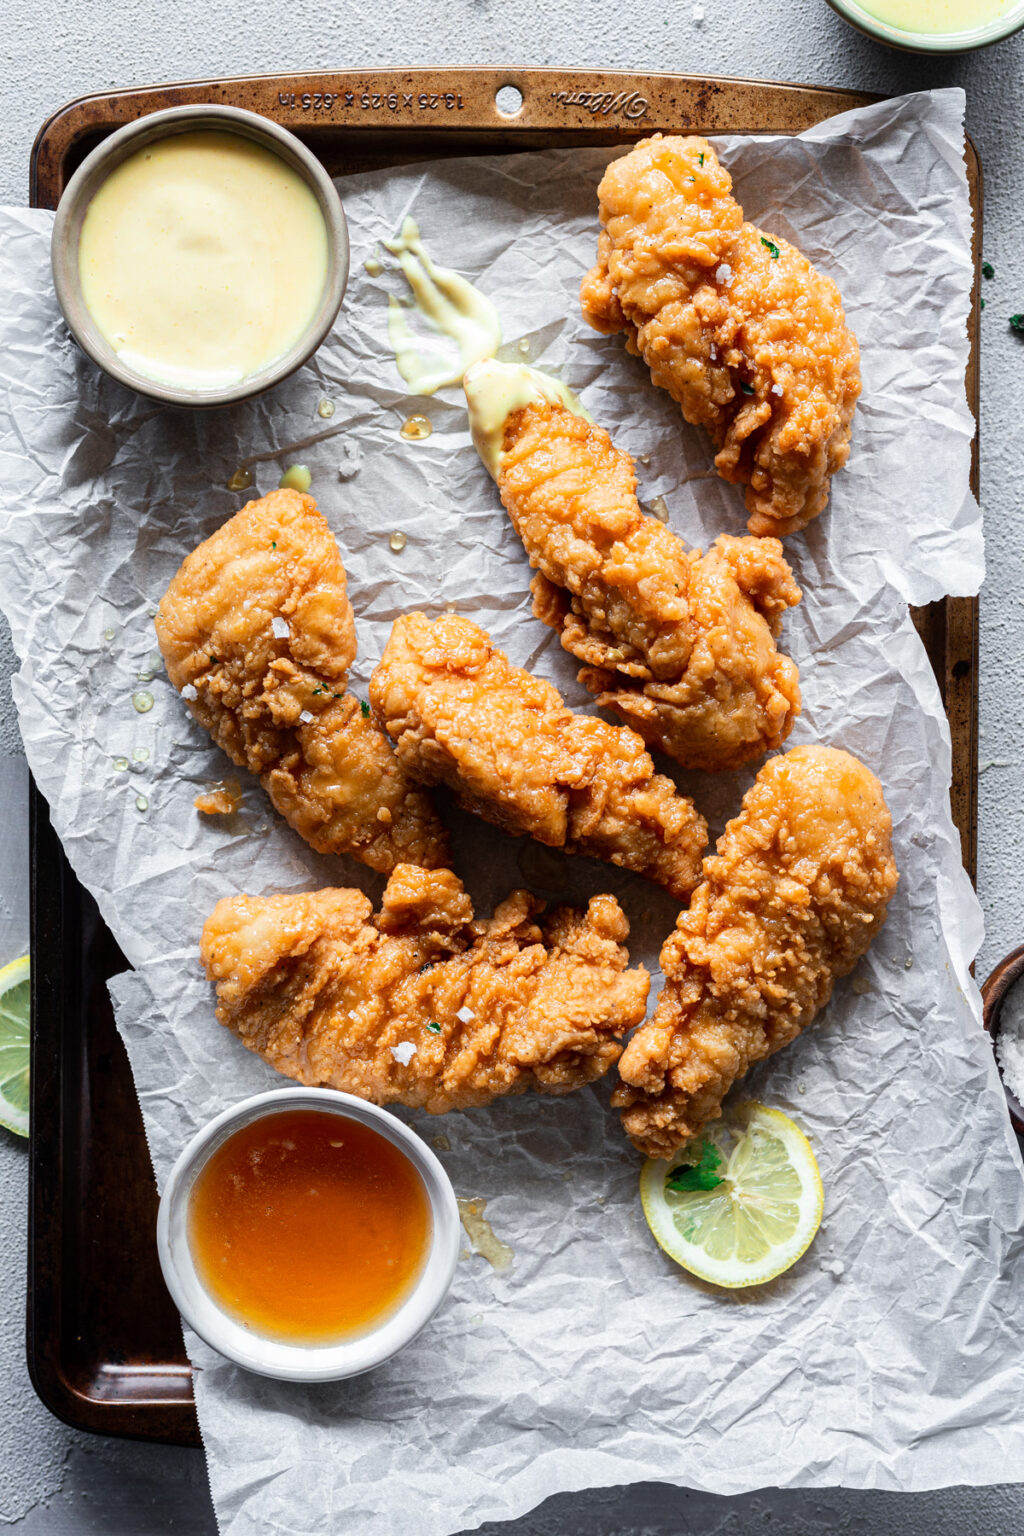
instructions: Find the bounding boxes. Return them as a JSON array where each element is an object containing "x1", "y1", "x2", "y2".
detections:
[
  {"x1": 425, "y1": 1020, "x2": 442, "y2": 1034},
  {"x1": 666, "y1": 1140, "x2": 725, "y2": 1194},
  {"x1": 982, "y1": 261, "x2": 995, "y2": 280},
  {"x1": 698, "y1": 152, "x2": 705, "y2": 166},
  {"x1": 209, "y1": 655, "x2": 219, "y2": 664},
  {"x1": 1011, "y1": 314, "x2": 1024, "y2": 334},
  {"x1": 360, "y1": 699, "x2": 371, "y2": 718},
  {"x1": 761, "y1": 237, "x2": 781, "y2": 260},
  {"x1": 739, "y1": 381, "x2": 754, "y2": 395},
  {"x1": 271, "y1": 541, "x2": 277, "y2": 549},
  {"x1": 981, "y1": 299, "x2": 986, "y2": 310}
]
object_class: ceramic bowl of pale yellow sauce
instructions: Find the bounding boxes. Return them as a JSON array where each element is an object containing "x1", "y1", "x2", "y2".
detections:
[
  {"x1": 827, "y1": 0, "x2": 1024, "y2": 50},
  {"x1": 52, "y1": 105, "x2": 349, "y2": 407}
]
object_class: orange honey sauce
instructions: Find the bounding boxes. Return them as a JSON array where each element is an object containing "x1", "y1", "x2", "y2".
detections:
[{"x1": 187, "y1": 1108, "x2": 431, "y2": 1345}]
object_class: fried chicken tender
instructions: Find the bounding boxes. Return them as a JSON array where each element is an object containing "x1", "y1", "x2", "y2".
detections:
[
  {"x1": 612, "y1": 745, "x2": 898, "y2": 1157},
  {"x1": 491, "y1": 387, "x2": 802, "y2": 770},
  {"x1": 580, "y1": 135, "x2": 861, "y2": 537},
  {"x1": 200, "y1": 864, "x2": 650, "y2": 1112},
  {"x1": 370, "y1": 612, "x2": 708, "y2": 899},
  {"x1": 155, "y1": 489, "x2": 447, "y2": 874}
]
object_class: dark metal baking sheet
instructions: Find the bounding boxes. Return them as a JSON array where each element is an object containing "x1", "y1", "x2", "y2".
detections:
[{"x1": 26, "y1": 67, "x2": 981, "y2": 1446}]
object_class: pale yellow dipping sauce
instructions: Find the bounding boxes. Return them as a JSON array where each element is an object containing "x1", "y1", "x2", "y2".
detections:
[
  {"x1": 463, "y1": 359, "x2": 591, "y2": 478},
  {"x1": 78, "y1": 131, "x2": 329, "y2": 390},
  {"x1": 856, "y1": 0, "x2": 1015, "y2": 31}
]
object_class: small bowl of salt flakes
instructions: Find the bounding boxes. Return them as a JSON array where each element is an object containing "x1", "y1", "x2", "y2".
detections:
[{"x1": 981, "y1": 946, "x2": 1024, "y2": 1137}]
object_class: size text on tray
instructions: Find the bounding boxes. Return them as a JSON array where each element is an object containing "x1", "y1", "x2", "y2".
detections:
[{"x1": 278, "y1": 92, "x2": 466, "y2": 113}]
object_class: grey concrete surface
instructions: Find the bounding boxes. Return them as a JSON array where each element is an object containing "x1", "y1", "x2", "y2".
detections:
[{"x1": 2, "y1": 0, "x2": 1023, "y2": 1530}]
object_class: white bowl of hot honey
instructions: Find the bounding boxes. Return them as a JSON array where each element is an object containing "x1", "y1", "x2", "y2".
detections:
[
  {"x1": 51, "y1": 104, "x2": 349, "y2": 407},
  {"x1": 156, "y1": 1089, "x2": 460, "y2": 1381}
]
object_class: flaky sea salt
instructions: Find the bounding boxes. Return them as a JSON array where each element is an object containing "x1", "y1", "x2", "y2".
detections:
[
  {"x1": 771, "y1": 383, "x2": 783, "y2": 396},
  {"x1": 271, "y1": 616, "x2": 291, "y2": 639},
  {"x1": 337, "y1": 441, "x2": 363, "y2": 480},
  {"x1": 298, "y1": 709, "x2": 314, "y2": 724},
  {"x1": 180, "y1": 683, "x2": 198, "y2": 701},
  {"x1": 456, "y1": 1005, "x2": 475, "y2": 1023},
  {"x1": 391, "y1": 1041, "x2": 417, "y2": 1065},
  {"x1": 996, "y1": 989, "x2": 1024, "y2": 1106},
  {"x1": 692, "y1": 2, "x2": 705, "y2": 19},
  {"x1": 715, "y1": 262, "x2": 733, "y2": 286}
]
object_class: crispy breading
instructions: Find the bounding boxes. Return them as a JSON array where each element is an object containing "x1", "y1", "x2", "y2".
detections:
[
  {"x1": 496, "y1": 398, "x2": 801, "y2": 770},
  {"x1": 580, "y1": 135, "x2": 861, "y2": 536},
  {"x1": 370, "y1": 611, "x2": 708, "y2": 899},
  {"x1": 612, "y1": 745, "x2": 899, "y2": 1157},
  {"x1": 155, "y1": 488, "x2": 448, "y2": 873},
  {"x1": 200, "y1": 864, "x2": 650, "y2": 1112}
]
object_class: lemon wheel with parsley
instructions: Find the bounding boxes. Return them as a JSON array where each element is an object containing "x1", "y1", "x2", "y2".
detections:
[{"x1": 640, "y1": 1101, "x2": 823, "y2": 1288}]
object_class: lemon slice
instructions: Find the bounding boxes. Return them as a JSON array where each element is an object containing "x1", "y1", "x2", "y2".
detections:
[
  {"x1": 0, "y1": 954, "x2": 30, "y2": 1138},
  {"x1": 640, "y1": 1101, "x2": 822, "y2": 1288}
]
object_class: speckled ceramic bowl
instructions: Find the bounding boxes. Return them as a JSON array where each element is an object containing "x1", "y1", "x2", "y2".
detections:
[
  {"x1": 980, "y1": 945, "x2": 1024, "y2": 1137},
  {"x1": 826, "y1": 0, "x2": 1024, "y2": 51},
  {"x1": 51, "y1": 104, "x2": 349, "y2": 408}
]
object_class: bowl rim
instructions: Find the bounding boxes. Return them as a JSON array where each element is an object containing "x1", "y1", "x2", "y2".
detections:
[
  {"x1": 51, "y1": 103, "x2": 349, "y2": 409},
  {"x1": 156, "y1": 1087, "x2": 461, "y2": 1382},
  {"x1": 825, "y1": 0, "x2": 1024, "y2": 51}
]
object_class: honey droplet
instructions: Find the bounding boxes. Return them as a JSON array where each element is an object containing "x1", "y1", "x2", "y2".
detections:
[
  {"x1": 135, "y1": 794, "x2": 149, "y2": 812},
  {"x1": 389, "y1": 531, "x2": 407, "y2": 553},
  {"x1": 112, "y1": 756, "x2": 129, "y2": 772},
  {"x1": 364, "y1": 254, "x2": 383, "y2": 277},
  {"x1": 647, "y1": 494, "x2": 670, "y2": 524},
  {"x1": 279, "y1": 464, "x2": 312, "y2": 493},
  {"x1": 317, "y1": 398, "x2": 336, "y2": 419},
  {"x1": 457, "y1": 1197, "x2": 513, "y2": 1273},
  {"x1": 103, "y1": 627, "x2": 116, "y2": 642},
  {"x1": 638, "y1": 453, "x2": 651, "y2": 466},
  {"x1": 517, "y1": 338, "x2": 530, "y2": 355},
  {"x1": 132, "y1": 690, "x2": 155, "y2": 714},
  {"x1": 227, "y1": 467, "x2": 254, "y2": 492},
  {"x1": 132, "y1": 746, "x2": 150, "y2": 763},
  {"x1": 400, "y1": 415, "x2": 432, "y2": 441},
  {"x1": 432, "y1": 1133, "x2": 451, "y2": 1152},
  {"x1": 136, "y1": 669, "x2": 154, "y2": 683}
]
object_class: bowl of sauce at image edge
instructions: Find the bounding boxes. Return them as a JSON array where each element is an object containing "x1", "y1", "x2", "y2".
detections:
[
  {"x1": 51, "y1": 105, "x2": 349, "y2": 407},
  {"x1": 826, "y1": 0, "x2": 1024, "y2": 50},
  {"x1": 156, "y1": 1090, "x2": 460, "y2": 1381}
]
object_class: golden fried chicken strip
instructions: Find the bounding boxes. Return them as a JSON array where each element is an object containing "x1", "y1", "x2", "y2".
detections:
[
  {"x1": 155, "y1": 488, "x2": 447, "y2": 873},
  {"x1": 370, "y1": 612, "x2": 708, "y2": 899},
  {"x1": 464, "y1": 363, "x2": 801, "y2": 771},
  {"x1": 580, "y1": 135, "x2": 861, "y2": 536},
  {"x1": 612, "y1": 745, "x2": 898, "y2": 1157},
  {"x1": 200, "y1": 865, "x2": 650, "y2": 1112}
]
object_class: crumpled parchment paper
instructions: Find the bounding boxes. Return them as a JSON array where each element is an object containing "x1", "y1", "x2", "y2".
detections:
[{"x1": 1, "y1": 85, "x2": 1022, "y2": 1534}]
